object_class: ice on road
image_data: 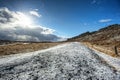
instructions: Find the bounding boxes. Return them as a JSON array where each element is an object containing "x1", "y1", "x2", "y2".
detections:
[{"x1": 0, "y1": 42, "x2": 120, "y2": 80}]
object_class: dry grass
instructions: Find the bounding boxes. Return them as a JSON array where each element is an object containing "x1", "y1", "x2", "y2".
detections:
[
  {"x1": 0, "y1": 40, "x2": 119, "y2": 57},
  {"x1": 0, "y1": 42, "x2": 63, "y2": 56},
  {"x1": 82, "y1": 42, "x2": 120, "y2": 57}
]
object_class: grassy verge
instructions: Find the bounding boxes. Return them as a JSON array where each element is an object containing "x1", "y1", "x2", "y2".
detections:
[
  {"x1": 0, "y1": 42, "x2": 63, "y2": 56},
  {"x1": 82, "y1": 42, "x2": 120, "y2": 57}
]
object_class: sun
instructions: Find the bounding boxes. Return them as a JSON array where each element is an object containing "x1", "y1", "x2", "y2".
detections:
[
  {"x1": 16, "y1": 12, "x2": 32, "y2": 26},
  {"x1": 19, "y1": 14, "x2": 32, "y2": 26}
]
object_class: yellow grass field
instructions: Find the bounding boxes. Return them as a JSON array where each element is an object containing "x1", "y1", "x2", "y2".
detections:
[{"x1": 0, "y1": 42, "x2": 63, "y2": 56}]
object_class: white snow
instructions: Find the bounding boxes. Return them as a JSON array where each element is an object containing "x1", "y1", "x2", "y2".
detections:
[
  {"x1": 0, "y1": 42, "x2": 120, "y2": 80},
  {"x1": 95, "y1": 50, "x2": 120, "y2": 71}
]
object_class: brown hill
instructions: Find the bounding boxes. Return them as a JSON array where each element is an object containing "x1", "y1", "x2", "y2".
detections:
[{"x1": 67, "y1": 24, "x2": 120, "y2": 57}]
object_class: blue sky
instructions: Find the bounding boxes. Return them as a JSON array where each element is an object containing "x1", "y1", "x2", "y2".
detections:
[{"x1": 0, "y1": 0, "x2": 120, "y2": 38}]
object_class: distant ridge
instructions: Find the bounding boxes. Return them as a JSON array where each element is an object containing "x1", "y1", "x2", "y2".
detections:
[
  {"x1": 67, "y1": 24, "x2": 120, "y2": 56},
  {"x1": 67, "y1": 24, "x2": 120, "y2": 46}
]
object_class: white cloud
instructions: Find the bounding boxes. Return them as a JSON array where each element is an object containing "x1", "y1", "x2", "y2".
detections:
[
  {"x1": 99, "y1": 19, "x2": 112, "y2": 23},
  {"x1": 34, "y1": 9, "x2": 39, "y2": 11},
  {"x1": 29, "y1": 10, "x2": 41, "y2": 18},
  {"x1": 0, "y1": 7, "x2": 62, "y2": 42}
]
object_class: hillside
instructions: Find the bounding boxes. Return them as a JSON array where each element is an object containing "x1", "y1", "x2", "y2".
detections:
[
  {"x1": 67, "y1": 24, "x2": 120, "y2": 56},
  {"x1": 0, "y1": 42, "x2": 120, "y2": 80}
]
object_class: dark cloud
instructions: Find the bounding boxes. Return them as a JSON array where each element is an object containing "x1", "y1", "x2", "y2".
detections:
[
  {"x1": 0, "y1": 7, "x2": 63, "y2": 42},
  {"x1": 0, "y1": 8, "x2": 13, "y2": 23}
]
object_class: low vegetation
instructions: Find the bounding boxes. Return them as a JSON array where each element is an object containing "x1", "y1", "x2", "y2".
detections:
[
  {"x1": 83, "y1": 42, "x2": 120, "y2": 57},
  {"x1": 0, "y1": 42, "x2": 63, "y2": 56}
]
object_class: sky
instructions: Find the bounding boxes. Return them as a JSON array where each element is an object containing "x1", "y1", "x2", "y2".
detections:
[{"x1": 0, "y1": 0, "x2": 120, "y2": 41}]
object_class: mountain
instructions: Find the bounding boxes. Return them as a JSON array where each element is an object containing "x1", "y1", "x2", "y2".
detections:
[
  {"x1": 67, "y1": 24, "x2": 120, "y2": 56},
  {"x1": 68, "y1": 24, "x2": 120, "y2": 46}
]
